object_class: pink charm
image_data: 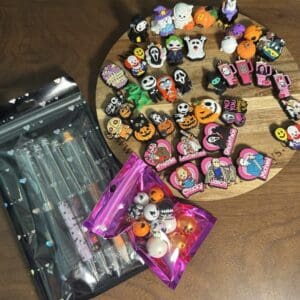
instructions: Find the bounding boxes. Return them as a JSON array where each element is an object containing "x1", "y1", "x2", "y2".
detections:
[
  {"x1": 272, "y1": 71, "x2": 292, "y2": 100},
  {"x1": 237, "y1": 148, "x2": 272, "y2": 180},
  {"x1": 235, "y1": 59, "x2": 254, "y2": 85},
  {"x1": 201, "y1": 157, "x2": 236, "y2": 189},
  {"x1": 217, "y1": 61, "x2": 238, "y2": 87},
  {"x1": 176, "y1": 130, "x2": 206, "y2": 162},
  {"x1": 255, "y1": 61, "x2": 272, "y2": 87},
  {"x1": 144, "y1": 139, "x2": 177, "y2": 171},
  {"x1": 170, "y1": 163, "x2": 204, "y2": 198},
  {"x1": 202, "y1": 123, "x2": 238, "y2": 156}
]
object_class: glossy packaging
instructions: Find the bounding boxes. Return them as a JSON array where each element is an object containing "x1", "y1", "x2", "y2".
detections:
[
  {"x1": 0, "y1": 77, "x2": 145, "y2": 300},
  {"x1": 84, "y1": 153, "x2": 216, "y2": 288}
]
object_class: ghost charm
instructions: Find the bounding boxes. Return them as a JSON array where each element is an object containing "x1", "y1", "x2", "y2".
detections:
[
  {"x1": 184, "y1": 36, "x2": 207, "y2": 60},
  {"x1": 173, "y1": 68, "x2": 192, "y2": 95},
  {"x1": 173, "y1": 2, "x2": 195, "y2": 30},
  {"x1": 145, "y1": 42, "x2": 167, "y2": 68}
]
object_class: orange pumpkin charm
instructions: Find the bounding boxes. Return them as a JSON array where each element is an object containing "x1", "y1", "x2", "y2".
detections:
[
  {"x1": 244, "y1": 25, "x2": 263, "y2": 42},
  {"x1": 194, "y1": 6, "x2": 218, "y2": 28},
  {"x1": 192, "y1": 98, "x2": 221, "y2": 124},
  {"x1": 149, "y1": 186, "x2": 165, "y2": 203},
  {"x1": 132, "y1": 220, "x2": 150, "y2": 237},
  {"x1": 237, "y1": 40, "x2": 256, "y2": 59},
  {"x1": 130, "y1": 114, "x2": 156, "y2": 142},
  {"x1": 177, "y1": 215, "x2": 198, "y2": 235}
]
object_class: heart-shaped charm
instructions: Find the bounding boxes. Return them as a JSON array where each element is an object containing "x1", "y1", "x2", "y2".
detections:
[
  {"x1": 176, "y1": 130, "x2": 206, "y2": 162},
  {"x1": 201, "y1": 157, "x2": 236, "y2": 189},
  {"x1": 221, "y1": 97, "x2": 248, "y2": 127},
  {"x1": 39, "y1": 101, "x2": 46, "y2": 107},
  {"x1": 7, "y1": 149, "x2": 14, "y2": 156},
  {"x1": 237, "y1": 148, "x2": 272, "y2": 180},
  {"x1": 170, "y1": 163, "x2": 204, "y2": 198},
  {"x1": 53, "y1": 129, "x2": 61, "y2": 135},
  {"x1": 202, "y1": 123, "x2": 237, "y2": 156},
  {"x1": 68, "y1": 105, "x2": 75, "y2": 111},
  {"x1": 23, "y1": 124, "x2": 31, "y2": 131},
  {"x1": 19, "y1": 178, "x2": 27, "y2": 184},
  {"x1": 144, "y1": 139, "x2": 177, "y2": 171}
]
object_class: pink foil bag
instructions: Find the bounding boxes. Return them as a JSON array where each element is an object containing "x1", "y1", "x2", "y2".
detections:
[{"x1": 84, "y1": 153, "x2": 216, "y2": 288}]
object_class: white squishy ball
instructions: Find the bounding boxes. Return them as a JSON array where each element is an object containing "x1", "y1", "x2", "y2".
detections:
[
  {"x1": 164, "y1": 216, "x2": 177, "y2": 234},
  {"x1": 220, "y1": 36, "x2": 238, "y2": 54},
  {"x1": 143, "y1": 203, "x2": 160, "y2": 221},
  {"x1": 146, "y1": 237, "x2": 168, "y2": 258},
  {"x1": 133, "y1": 192, "x2": 150, "y2": 206}
]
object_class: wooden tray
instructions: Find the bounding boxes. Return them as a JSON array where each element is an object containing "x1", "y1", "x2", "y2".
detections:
[{"x1": 96, "y1": 13, "x2": 300, "y2": 201}]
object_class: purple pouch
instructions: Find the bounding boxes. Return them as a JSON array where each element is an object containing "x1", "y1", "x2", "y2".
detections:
[{"x1": 84, "y1": 153, "x2": 216, "y2": 288}]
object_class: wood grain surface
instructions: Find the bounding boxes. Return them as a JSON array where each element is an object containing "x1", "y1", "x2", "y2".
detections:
[{"x1": 0, "y1": 1, "x2": 299, "y2": 300}]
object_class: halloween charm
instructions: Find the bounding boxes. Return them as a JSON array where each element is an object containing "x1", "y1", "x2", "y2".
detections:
[
  {"x1": 141, "y1": 75, "x2": 161, "y2": 103},
  {"x1": 218, "y1": 0, "x2": 239, "y2": 28},
  {"x1": 201, "y1": 157, "x2": 237, "y2": 189},
  {"x1": 255, "y1": 60, "x2": 272, "y2": 87},
  {"x1": 128, "y1": 15, "x2": 148, "y2": 43},
  {"x1": 149, "y1": 111, "x2": 175, "y2": 137},
  {"x1": 101, "y1": 63, "x2": 128, "y2": 90},
  {"x1": 106, "y1": 117, "x2": 133, "y2": 140},
  {"x1": 173, "y1": 68, "x2": 192, "y2": 95},
  {"x1": 157, "y1": 75, "x2": 177, "y2": 103},
  {"x1": 149, "y1": 186, "x2": 165, "y2": 203},
  {"x1": 130, "y1": 113, "x2": 156, "y2": 142},
  {"x1": 228, "y1": 23, "x2": 245, "y2": 40},
  {"x1": 192, "y1": 98, "x2": 222, "y2": 124},
  {"x1": 125, "y1": 83, "x2": 152, "y2": 111},
  {"x1": 193, "y1": 6, "x2": 218, "y2": 28},
  {"x1": 133, "y1": 192, "x2": 150, "y2": 206},
  {"x1": 274, "y1": 124, "x2": 300, "y2": 150},
  {"x1": 174, "y1": 101, "x2": 198, "y2": 130},
  {"x1": 235, "y1": 59, "x2": 254, "y2": 85},
  {"x1": 281, "y1": 98, "x2": 300, "y2": 120},
  {"x1": 220, "y1": 36, "x2": 238, "y2": 54},
  {"x1": 176, "y1": 130, "x2": 206, "y2": 162},
  {"x1": 244, "y1": 24, "x2": 263, "y2": 42},
  {"x1": 221, "y1": 97, "x2": 248, "y2": 126},
  {"x1": 184, "y1": 36, "x2": 207, "y2": 60},
  {"x1": 272, "y1": 71, "x2": 292, "y2": 100},
  {"x1": 173, "y1": 2, "x2": 195, "y2": 30},
  {"x1": 237, "y1": 148, "x2": 272, "y2": 180},
  {"x1": 202, "y1": 123, "x2": 238, "y2": 156},
  {"x1": 124, "y1": 50, "x2": 147, "y2": 77},
  {"x1": 132, "y1": 220, "x2": 150, "y2": 237},
  {"x1": 144, "y1": 139, "x2": 177, "y2": 171},
  {"x1": 206, "y1": 72, "x2": 227, "y2": 95},
  {"x1": 217, "y1": 61, "x2": 238, "y2": 87},
  {"x1": 165, "y1": 35, "x2": 184, "y2": 65},
  {"x1": 143, "y1": 203, "x2": 160, "y2": 221},
  {"x1": 236, "y1": 40, "x2": 256, "y2": 60},
  {"x1": 170, "y1": 163, "x2": 204, "y2": 198},
  {"x1": 146, "y1": 236, "x2": 168, "y2": 258},
  {"x1": 151, "y1": 5, "x2": 175, "y2": 37},
  {"x1": 104, "y1": 92, "x2": 126, "y2": 116},
  {"x1": 119, "y1": 102, "x2": 135, "y2": 119},
  {"x1": 145, "y1": 42, "x2": 167, "y2": 68},
  {"x1": 257, "y1": 32, "x2": 285, "y2": 62}
]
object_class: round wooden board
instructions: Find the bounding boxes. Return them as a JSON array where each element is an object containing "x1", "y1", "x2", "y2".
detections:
[{"x1": 96, "y1": 13, "x2": 300, "y2": 202}]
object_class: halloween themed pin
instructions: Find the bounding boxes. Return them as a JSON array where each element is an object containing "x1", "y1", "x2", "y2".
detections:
[
  {"x1": 165, "y1": 35, "x2": 184, "y2": 65},
  {"x1": 173, "y1": 2, "x2": 195, "y2": 30},
  {"x1": 221, "y1": 97, "x2": 248, "y2": 126},
  {"x1": 176, "y1": 130, "x2": 206, "y2": 162},
  {"x1": 217, "y1": 61, "x2": 238, "y2": 87},
  {"x1": 237, "y1": 148, "x2": 272, "y2": 180},
  {"x1": 157, "y1": 75, "x2": 177, "y2": 102},
  {"x1": 206, "y1": 72, "x2": 227, "y2": 95},
  {"x1": 235, "y1": 59, "x2": 254, "y2": 85},
  {"x1": 173, "y1": 68, "x2": 192, "y2": 95},
  {"x1": 228, "y1": 23, "x2": 246, "y2": 39},
  {"x1": 101, "y1": 63, "x2": 128, "y2": 90},
  {"x1": 184, "y1": 36, "x2": 207, "y2": 60},
  {"x1": 244, "y1": 24, "x2": 263, "y2": 42},
  {"x1": 255, "y1": 60, "x2": 272, "y2": 87},
  {"x1": 144, "y1": 139, "x2": 177, "y2": 171},
  {"x1": 119, "y1": 102, "x2": 135, "y2": 120},
  {"x1": 236, "y1": 40, "x2": 256, "y2": 60},
  {"x1": 202, "y1": 123, "x2": 238, "y2": 156},
  {"x1": 218, "y1": 0, "x2": 239, "y2": 28},
  {"x1": 281, "y1": 98, "x2": 300, "y2": 120},
  {"x1": 174, "y1": 101, "x2": 198, "y2": 130},
  {"x1": 151, "y1": 5, "x2": 175, "y2": 37},
  {"x1": 149, "y1": 112, "x2": 175, "y2": 137},
  {"x1": 201, "y1": 157, "x2": 236, "y2": 189},
  {"x1": 272, "y1": 71, "x2": 292, "y2": 100},
  {"x1": 194, "y1": 6, "x2": 218, "y2": 28},
  {"x1": 123, "y1": 48, "x2": 147, "y2": 78},
  {"x1": 274, "y1": 124, "x2": 300, "y2": 150},
  {"x1": 170, "y1": 163, "x2": 204, "y2": 198},
  {"x1": 145, "y1": 43, "x2": 167, "y2": 68},
  {"x1": 106, "y1": 117, "x2": 133, "y2": 140},
  {"x1": 130, "y1": 113, "x2": 156, "y2": 142},
  {"x1": 128, "y1": 15, "x2": 148, "y2": 43},
  {"x1": 220, "y1": 36, "x2": 238, "y2": 54},
  {"x1": 141, "y1": 75, "x2": 161, "y2": 103},
  {"x1": 104, "y1": 92, "x2": 126, "y2": 116},
  {"x1": 125, "y1": 83, "x2": 152, "y2": 111},
  {"x1": 192, "y1": 98, "x2": 222, "y2": 124}
]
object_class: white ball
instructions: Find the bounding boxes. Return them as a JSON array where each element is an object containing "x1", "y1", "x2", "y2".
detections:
[
  {"x1": 146, "y1": 237, "x2": 168, "y2": 258},
  {"x1": 220, "y1": 36, "x2": 238, "y2": 54},
  {"x1": 151, "y1": 219, "x2": 167, "y2": 237},
  {"x1": 133, "y1": 192, "x2": 150, "y2": 206},
  {"x1": 144, "y1": 203, "x2": 159, "y2": 221},
  {"x1": 164, "y1": 216, "x2": 177, "y2": 234}
]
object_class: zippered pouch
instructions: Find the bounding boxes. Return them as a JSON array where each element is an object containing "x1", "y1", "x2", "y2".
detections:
[{"x1": 0, "y1": 77, "x2": 145, "y2": 300}]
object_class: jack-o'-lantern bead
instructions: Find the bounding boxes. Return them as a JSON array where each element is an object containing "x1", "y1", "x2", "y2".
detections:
[
  {"x1": 177, "y1": 215, "x2": 198, "y2": 234},
  {"x1": 132, "y1": 220, "x2": 150, "y2": 237},
  {"x1": 169, "y1": 232, "x2": 187, "y2": 250},
  {"x1": 149, "y1": 186, "x2": 165, "y2": 203}
]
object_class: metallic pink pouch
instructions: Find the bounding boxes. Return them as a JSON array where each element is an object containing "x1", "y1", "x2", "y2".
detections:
[{"x1": 84, "y1": 153, "x2": 216, "y2": 288}]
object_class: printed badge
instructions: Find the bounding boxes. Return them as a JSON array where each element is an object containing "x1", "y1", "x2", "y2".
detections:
[
  {"x1": 221, "y1": 97, "x2": 248, "y2": 127},
  {"x1": 144, "y1": 139, "x2": 177, "y2": 171},
  {"x1": 176, "y1": 130, "x2": 206, "y2": 162},
  {"x1": 149, "y1": 112, "x2": 175, "y2": 137},
  {"x1": 202, "y1": 123, "x2": 237, "y2": 156},
  {"x1": 192, "y1": 98, "x2": 221, "y2": 124},
  {"x1": 106, "y1": 117, "x2": 133, "y2": 140},
  {"x1": 174, "y1": 101, "x2": 198, "y2": 130},
  {"x1": 130, "y1": 113, "x2": 156, "y2": 142},
  {"x1": 124, "y1": 47, "x2": 147, "y2": 78},
  {"x1": 170, "y1": 163, "x2": 204, "y2": 198},
  {"x1": 274, "y1": 124, "x2": 300, "y2": 150},
  {"x1": 201, "y1": 157, "x2": 236, "y2": 189},
  {"x1": 237, "y1": 148, "x2": 272, "y2": 180},
  {"x1": 101, "y1": 63, "x2": 128, "y2": 90}
]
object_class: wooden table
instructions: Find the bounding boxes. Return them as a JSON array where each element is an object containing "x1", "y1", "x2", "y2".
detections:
[{"x1": 0, "y1": 1, "x2": 299, "y2": 299}]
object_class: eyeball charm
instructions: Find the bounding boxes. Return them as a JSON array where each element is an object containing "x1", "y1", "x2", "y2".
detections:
[
  {"x1": 143, "y1": 203, "x2": 160, "y2": 221},
  {"x1": 133, "y1": 192, "x2": 150, "y2": 206},
  {"x1": 146, "y1": 237, "x2": 168, "y2": 258}
]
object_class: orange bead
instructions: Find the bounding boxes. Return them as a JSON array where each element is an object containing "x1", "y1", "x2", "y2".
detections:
[
  {"x1": 237, "y1": 40, "x2": 256, "y2": 60},
  {"x1": 169, "y1": 232, "x2": 187, "y2": 250},
  {"x1": 149, "y1": 186, "x2": 165, "y2": 203},
  {"x1": 177, "y1": 215, "x2": 198, "y2": 235},
  {"x1": 132, "y1": 220, "x2": 150, "y2": 237}
]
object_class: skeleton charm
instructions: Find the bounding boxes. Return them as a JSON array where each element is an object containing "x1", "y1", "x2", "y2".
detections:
[{"x1": 141, "y1": 75, "x2": 161, "y2": 103}]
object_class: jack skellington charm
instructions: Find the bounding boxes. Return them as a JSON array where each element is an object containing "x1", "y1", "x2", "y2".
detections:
[
  {"x1": 104, "y1": 92, "x2": 126, "y2": 116},
  {"x1": 141, "y1": 75, "x2": 161, "y2": 103},
  {"x1": 174, "y1": 101, "x2": 198, "y2": 130},
  {"x1": 145, "y1": 42, "x2": 167, "y2": 68},
  {"x1": 173, "y1": 68, "x2": 192, "y2": 95}
]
